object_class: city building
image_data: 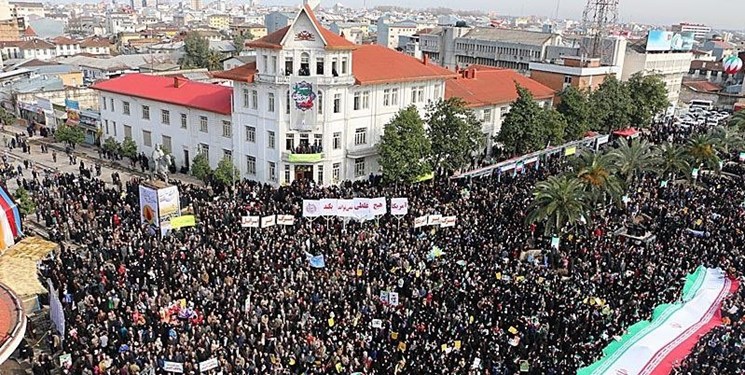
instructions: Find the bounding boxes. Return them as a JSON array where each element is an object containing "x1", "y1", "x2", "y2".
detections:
[
  {"x1": 529, "y1": 56, "x2": 621, "y2": 93},
  {"x1": 0, "y1": 18, "x2": 19, "y2": 41},
  {"x1": 206, "y1": 13, "x2": 230, "y2": 30},
  {"x1": 329, "y1": 22, "x2": 368, "y2": 45},
  {"x1": 264, "y1": 11, "x2": 294, "y2": 34},
  {"x1": 17, "y1": 38, "x2": 55, "y2": 60},
  {"x1": 376, "y1": 17, "x2": 419, "y2": 49},
  {"x1": 622, "y1": 42, "x2": 693, "y2": 105},
  {"x1": 189, "y1": 0, "x2": 201, "y2": 10},
  {"x1": 701, "y1": 38, "x2": 736, "y2": 60},
  {"x1": 9, "y1": 2, "x2": 43, "y2": 22},
  {"x1": 0, "y1": 0, "x2": 11, "y2": 21},
  {"x1": 92, "y1": 74, "x2": 233, "y2": 171},
  {"x1": 80, "y1": 36, "x2": 113, "y2": 55},
  {"x1": 671, "y1": 22, "x2": 711, "y2": 40},
  {"x1": 445, "y1": 65, "x2": 555, "y2": 153},
  {"x1": 51, "y1": 36, "x2": 81, "y2": 57},
  {"x1": 420, "y1": 26, "x2": 563, "y2": 71},
  {"x1": 106, "y1": 12, "x2": 140, "y2": 35},
  {"x1": 215, "y1": 5, "x2": 456, "y2": 184},
  {"x1": 230, "y1": 23, "x2": 267, "y2": 41}
]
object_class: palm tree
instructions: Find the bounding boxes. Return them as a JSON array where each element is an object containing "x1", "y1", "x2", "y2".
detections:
[
  {"x1": 711, "y1": 126, "x2": 744, "y2": 156},
  {"x1": 728, "y1": 111, "x2": 745, "y2": 132},
  {"x1": 610, "y1": 138, "x2": 658, "y2": 183},
  {"x1": 654, "y1": 142, "x2": 690, "y2": 180},
  {"x1": 687, "y1": 133, "x2": 720, "y2": 171},
  {"x1": 575, "y1": 150, "x2": 624, "y2": 205},
  {"x1": 527, "y1": 175, "x2": 591, "y2": 236}
]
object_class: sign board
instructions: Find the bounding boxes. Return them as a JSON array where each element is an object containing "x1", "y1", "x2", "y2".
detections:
[
  {"x1": 371, "y1": 319, "x2": 383, "y2": 328},
  {"x1": 389, "y1": 291, "x2": 399, "y2": 306},
  {"x1": 414, "y1": 216, "x2": 428, "y2": 228},
  {"x1": 241, "y1": 215, "x2": 259, "y2": 228},
  {"x1": 390, "y1": 198, "x2": 409, "y2": 215},
  {"x1": 163, "y1": 361, "x2": 184, "y2": 373},
  {"x1": 261, "y1": 215, "x2": 276, "y2": 228},
  {"x1": 427, "y1": 215, "x2": 442, "y2": 226},
  {"x1": 199, "y1": 358, "x2": 219, "y2": 372},
  {"x1": 276, "y1": 214, "x2": 295, "y2": 226},
  {"x1": 440, "y1": 216, "x2": 457, "y2": 228},
  {"x1": 302, "y1": 200, "x2": 321, "y2": 217},
  {"x1": 370, "y1": 197, "x2": 387, "y2": 216},
  {"x1": 169, "y1": 215, "x2": 195, "y2": 229},
  {"x1": 59, "y1": 353, "x2": 72, "y2": 367}
]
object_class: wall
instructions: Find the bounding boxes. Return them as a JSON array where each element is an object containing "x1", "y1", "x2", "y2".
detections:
[{"x1": 17, "y1": 87, "x2": 99, "y2": 112}]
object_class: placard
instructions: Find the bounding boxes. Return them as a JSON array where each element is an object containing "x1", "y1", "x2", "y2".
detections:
[
  {"x1": 261, "y1": 215, "x2": 276, "y2": 228},
  {"x1": 169, "y1": 215, "x2": 195, "y2": 229},
  {"x1": 389, "y1": 291, "x2": 399, "y2": 306},
  {"x1": 352, "y1": 197, "x2": 371, "y2": 221},
  {"x1": 276, "y1": 214, "x2": 295, "y2": 226},
  {"x1": 319, "y1": 198, "x2": 338, "y2": 216},
  {"x1": 370, "y1": 197, "x2": 387, "y2": 216},
  {"x1": 163, "y1": 361, "x2": 184, "y2": 373},
  {"x1": 337, "y1": 199, "x2": 355, "y2": 218},
  {"x1": 440, "y1": 216, "x2": 457, "y2": 228},
  {"x1": 427, "y1": 215, "x2": 442, "y2": 226},
  {"x1": 371, "y1": 319, "x2": 383, "y2": 328},
  {"x1": 390, "y1": 198, "x2": 409, "y2": 215},
  {"x1": 302, "y1": 200, "x2": 321, "y2": 217},
  {"x1": 414, "y1": 216, "x2": 428, "y2": 228},
  {"x1": 380, "y1": 290, "x2": 389, "y2": 303},
  {"x1": 241, "y1": 215, "x2": 259, "y2": 228},
  {"x1": 199, "y1": 358, "x2": 219, "y2": 372}
]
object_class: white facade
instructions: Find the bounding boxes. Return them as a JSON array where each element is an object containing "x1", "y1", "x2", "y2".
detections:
[
  {"x1": 622, "y1": 49, "x2": 693, "y2": 105},
  {"x1": 671, "y1": 23, "x2": 711, "y2": 40},
  {"x1": 98, "y1": 92, "x2": 232, "y2": 170},
  {"x1": 55, "y1": 43, "x2": 81, "y2": 57},
  {"x1": 376, "y1": 19, "x2": 419, "y2": 49}
]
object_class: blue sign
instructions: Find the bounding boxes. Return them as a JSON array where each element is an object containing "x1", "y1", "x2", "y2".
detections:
[{"x1": 64, "y1": 99, "x2": 79, "y2": 110}]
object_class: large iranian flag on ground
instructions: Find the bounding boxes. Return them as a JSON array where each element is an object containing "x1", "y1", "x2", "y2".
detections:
[{"x1": 578, "y1": 266, "x2": 739, "y2": 375}]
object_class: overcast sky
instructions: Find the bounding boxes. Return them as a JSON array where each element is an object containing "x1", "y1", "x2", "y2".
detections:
[{"x1": 298, "y1": 0, "x2": 744, "y2": 30}]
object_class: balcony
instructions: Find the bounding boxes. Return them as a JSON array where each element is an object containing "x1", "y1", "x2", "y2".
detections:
[
  {"x1": 282, "y1": 152, "x2": 324, "y2": 163},
  {"x1": 346, "y1": 146, "x2": 377, "y2": 159}
]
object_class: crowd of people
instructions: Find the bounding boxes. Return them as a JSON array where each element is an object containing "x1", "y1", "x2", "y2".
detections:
[{"x1": 18, "y1": 121, "x2": 745, "y2": 374}]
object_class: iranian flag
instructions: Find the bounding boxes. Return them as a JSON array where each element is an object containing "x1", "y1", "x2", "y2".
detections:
[{"x1": 578, "y1": 266, "x2": 739, "y2": 375}]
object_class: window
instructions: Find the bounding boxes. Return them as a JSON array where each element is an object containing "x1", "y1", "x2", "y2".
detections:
[
  {"x1": 333, "y1": 132, "x2": 341, "y2": 149},
  {"x1": 124, "y1": 125, "x2": 132, "y2": 139},
  {"x1": 316, "y1": 57, "x2": 324, "y2": 75},
  {"x1": 285, "y1": 134, "x2": 295, "y2": 151},
  {"x1": 317, "y1": 91, "x2": 323, "y2": 114},
  {"x1": 246, "y1": 126, "x2": 255, "y2": 142},
  {"x1": 267, "y1": 131, "x2": 275, "y2": 149},
  {"x1": 354, "y1": 128, "x2": 367, "y2": 145},
  {"x1": 180, "y1": 113, "x2": 187, "y2": 128},
  {"x1": 110, "y1": 98, "x2": 114, "y2": 111},
  {"x1": 102, "y1": 97, "x2": 107, "y2": 110},
  {"x1": 483, "y1": 108, "x2": 492, "y2": 122},
  {"x1": 362, "y1": 91, "x2": 370, "y2": 109},
  {"x1": 104, "y1": 119, "x2": 109, "y2": 135},
  {"x1": 161, "y1": 109, "x2": 170, "y2": 125},
  {"x1": 317, "y1": 165, "x2": 323, "y2": 183},
  {"x1": 246, "y1": 156, "x2": 256, "y2": 175},
  {"x1": 123, "y1": 101, "x2": 130, "y2": 115},
  {"x1": 199, "y1": 116, "x2": 208, "y2": 133},
  {"x1": 353, "y1": 92, "x2": 361, "y2": 110},
  {"x1": 271, "y1": 56, "x2": 277, "y2": 73},
  {"x1": 223, "y1": 149, "x2": 232, "y2": 160},
  {"x1": 284, "y1": 165, "x2": 291, "y2": 183},
  {"x1": 263, "y1": 55, "x2": 268, "y2": 72},
  {"x1": 391, "y1": 88, "x2": 399, "y2": 105},
  {"x1": 142, "y1": 105, "x2": 150, "y2": 120},
  {"x1": 354, "y1": 158, "x2": 365, "y2": 177},
  {"x1": 284, "y1": 57, "x2": 293, "y2": 76},
  {"x1": 112, "y1": 121, "x2": 117, "y2": 136},
  {"x1": 242, "y1": 88, "x2": 249, "y2": 107},
  {"x1": 383, "y1": 89, "x2": 390, "y2": 106},
  {"x1": 333, "y1": 94, "x2": 341, "y2": 113},
  {"x1": 564, "y1": 75, "x2": 572, "y2": 84},
  {"x1": 285, "y1": 90, "x2": 290, "y2": 114},
  {"x1": 411, "y1": 86, "x2": 424, "y2": 103},
  {"x1": 299, "y1": 52, "x2": 310, "y2": 76},
  {"x1": 331, "y1": 58, "x2": 338, "y2": 76},
  {"x1": 222, "y1": 120, "x2": 232, "y2": 137},
  {"x1": 341, "y1": 57, "x2": 348, "y2": 74},
  {"x1": 314, "y1": 134, "x2": 322, "y2": 148},
  {"x1": 332, "y1": 162, "x2": 340, "y2": 181},
  {"x1": 434, "y1": 84, "x2": 441, "y2": 99},
  {"x1": 199, "y1": 143, "x2": 209, "y2": 160},
  {"x1": 162, "y1": 135, "x2": 172, "y2": 153},
  {"x1": 142, "y1": 130, "x2": 152, "y2": 147},
  {"x1": 268, "y1": 93, "x2": 275, "y2": 112},
  {"x1": 268, "y1": 161, "x2": 277, "y2": 181},
  {"x1": 251, "y1": 90, "x2": 258, "y2": 109}
]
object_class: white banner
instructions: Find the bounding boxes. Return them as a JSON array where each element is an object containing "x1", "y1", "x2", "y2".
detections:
[
  {"x1": 414, "y1": 216, "x2": 428, "y2": 228},
  {"x1": 370, "y1": 197, "x2": 387, "y2": 216},
  {"x1": 302, "y1": 200, "x2": 322, "y2": 217},
  {"x1": 319, "y1": 199, "x2": 338, "y2": 216},
  {"x1": 199, "y1": 358, "x2": 219, "y2": 372},
  {"x1": 353, "y1": 198, "x2": 371, "y2": 221},
  {"x1": 389, "y1": 291, "x2": 399, "y2": 306},
  {"x1": 139, "y1": 185, "x2": 159, "y2": 228},
  {"x1": 276, "y1": 214, "x2": 295, "y2": 226},
  {"x1": 163, "y1": 361, "x2": 184, "y2": 373},
  {"x1": 337, "y1": 199, "x2": 355, "y2": 218},
  {"x1": 261, "y1": 215, "x2": 276, "y2": 228},
  {"x1": 157, "y1": 185, "x2": 181, "y2": 222},
  {"x1": 427, "y1": 215, "x2": 442, "y2": 226},
  {"x1": 440, "y1": 216, "x2": 457, "y2": 228},
  {"x1": 390, "y1": 198, "x2": 409, "y2": 216},
  {"x1": 241, "y1": 215, "x2": 259, "y2": 228}
]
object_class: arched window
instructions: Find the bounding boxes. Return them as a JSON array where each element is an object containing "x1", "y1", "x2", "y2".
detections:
[{"x1": 299, "y1": 52, "x2": 310, "y2": 76}]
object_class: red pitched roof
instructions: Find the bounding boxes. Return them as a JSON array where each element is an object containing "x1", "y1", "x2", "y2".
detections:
[
  {"x1": 17, "y1": 38, "x2": 55, "y2": 50},
  {"x1": 445, "y1": 66, "x2": 555, "y2": 107},
  {"x1": 23, "y1": 26, "x2": 36, "y2": 37},
  {"x1": 682, "y1": 80, "x2": 722, "y2": 93},
  {"x1": 247, "y1": 5, "x2": 355, "y2": 51},
  {"x1": 91, "y1": 74, "x2": 232, "y2": 115},
  {"x1": 352, "y1": 45, "x2": 457, "y2": 85},
  {"x1": 51, "y1": 36, "x2": 78, "y2": 45},
  {"x1": 80, "y1": 36, "x2": 112, "y2": 48},
  {"x1": 213, "y1": 62, "x2": 257, "y2": 83}
]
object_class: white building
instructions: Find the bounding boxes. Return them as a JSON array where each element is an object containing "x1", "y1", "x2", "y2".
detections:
[
  {"x1": 92, "y1": 74, "x2": 234, "y2": 170},
  {"x1": 622, "y1": 43, "x2": 693, "y2": 105},
  {"x1": 51, "y1": 36, "x2": 81, "y2": 57},
  {"x1": 18, "y1": 39, "x2": 55, "y2": 60},
  {"x1": 10, "y1": 1, "x2": 44, "y2": 22},
  {"x1": 215, "y1": 5, "x2": 456, "y2": 185},
  {"x1": 671, "y1": 22, "x2": 711, "y2": 40},
  {"x1": 106, "y1": 12, "x2": 140, "y2": 35},
  {"x1": 376, "y1": 17, "x2": 419, "y2": 49}
]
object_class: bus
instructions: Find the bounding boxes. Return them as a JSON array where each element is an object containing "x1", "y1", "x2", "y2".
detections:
[{"x1": 689, "y1": 99, "x2": 713, "y2": 111}]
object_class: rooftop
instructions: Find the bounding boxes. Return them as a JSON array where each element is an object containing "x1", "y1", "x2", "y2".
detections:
[
  {"x1": 445, "y1": 66, "x2": 555, "y2": 107},
  {"x1": 91, "y1": 74, "x2": 232, "y2": 115},
  {"x1": 212, "y1": 62, "x2": 257, "y2": 83},
  {"x1": 248, "y1": 4, "x2": 356, "y2": 51},
  {"x1": 51, "y1": 36, "x2": 78, "y2": 45},
  {"x1": 460, "y1": 28, "x2": 556, "y2": 46},
  {"x1": 352, "y1": 45, "x2": 456, "y2": 85},
  {"x1": 682, "y1": 80, "x2": 722, "y2": 93}
]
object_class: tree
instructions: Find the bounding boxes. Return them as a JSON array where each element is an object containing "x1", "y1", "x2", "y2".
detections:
[
  {"x1": 538, "y1": 108, "x2": 567, "y2": 146},
  {"x1": 527, "y1": 175, "x2": 590, "y2": 235},
  {"x1": 55, "y1": 123, "x2": 85, "y2": 146},
  {"x1": 496, "y1": 86, "x2": 544, "y2": 155},
  {"x1": 378, "y1": 105, "x2": 432, "y2": 183},
  {"x1": 609, "y1": 138, "x2": 658, "y2": 183},
  {"x1": 625, "y1": 73, "x2": 669, "y2": 127},
  {"x1": 427, "y1": 97, "x2": 485, "y2": 175},
  {"x1": 590, "y1": 76, "x2": 633, "y2": 133},
  {"x1": 14, "y1": 187, "x2": 35, "y2": 217},
  {"x1": 232, "y1": 33, "x2": 246, "y2": 55},
  {"x1": 207, "y1": 50, "x2": 224, "y2": 71},
  {"x1": 213, "y1": 156, "x2": 240, "y2": 186},
  {"x1": 557, "y1": 86, "x2": 591, "y2": 140},
  {"x1": 687, "y1": 133, "x2": 720, "y2": 171},
  {"x1": 102, "y1": 137, "x2": 120, "y2": 154},
  {"x1": 711, "y1": 125, "x2": 744, "y2": 156},
  {"x1": 654, "y1": 142, "x2": 690, "y2": 180},
  {"x1": 727, "y1": 111, "x2": 745, "y2": 132},
  {"x1": 120, "y1": 137, "x2": 138, "y2": 160},
  {"x1": 180, "y1": 32, "x2": 211, "y2": 69},
  {"x1": 0, "y1": 109, "x2": 15, "y2": 126},
  {"x1": 575, "y1": 150, "x2": 624, "y2": 205},
  {"x1": 191, "y1": 153, "x2": 212, "y2": 182}
]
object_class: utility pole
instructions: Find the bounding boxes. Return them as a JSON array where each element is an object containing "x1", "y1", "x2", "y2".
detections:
[{"x1": 581, "y1": 0, "x2": 619, "y2": 59}]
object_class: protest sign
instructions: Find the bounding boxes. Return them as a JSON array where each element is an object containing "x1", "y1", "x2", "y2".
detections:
[
  {"x1": 337, "y1": 199, "x2": 355, "y2": 218},
  {"x1": 427, "y1": 215, "x2": 442, "y2": 226},
  {"x1": 380, "y1": 290, "x2": 389, "y2": 303},
  {"x1": 169, "y1": 215, "x2": 195, "y2": 229},
  {"x1": 414, "y1": 216, "x2": 428, "y2": 228},
  {"x1": 276, "y1": 214, "x2": 295, "y2": 226},
  {"x1": 440, "y1": 216, "x2": 457, "y2": 228},
  {"x1": 163, "y1": 361, "x2": 184, "y2": 373},
  {"x1": 241, "y1": 216, "x2": 259, "y2": 228},
  {"x1": 302, "y1": 200, "x2": 321, "y2": 217},
  {"x1": 389, "y1": 292, "x2": 399, "y2": 306},
  {"x1": 199, "y1": 358, "x2": 219, "y2": 372},
  {"x1": 59, "y1": 353, "x2": 72, "y2": 367},
  {"x1": 550, "y1": 237, "x2": 560, "y2": 249},
  {"x1": 309, "y1": 254, "x2": 325, "y2": 268},
  {"x1": 261, "y1": 215, "x2": 276, "y2": 228},
  {"x1": 352, "y1": 198, "x2": 373, "y2": 221},
  {"x1": 319, "y1": 199, "x2": 338, "y2": 216},
  {"x1": 370, "y1": 197, "x2": 387, "y2": 216},
  {"x1": 372, "y1": 319, "x2": 383, "y2": 328},
  {"x1": 390, "y1": 198, "x2": 408, "y2": 215}
]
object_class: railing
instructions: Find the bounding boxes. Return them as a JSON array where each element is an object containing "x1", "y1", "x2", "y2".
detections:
[{"x1": 346, "y1": 146, "x2": 377, "y2": 159}]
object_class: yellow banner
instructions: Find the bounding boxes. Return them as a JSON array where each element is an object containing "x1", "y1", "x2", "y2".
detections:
[
  {"x1": 564, "y1": 147, "x2": 577, "y2": 156},
  {"x1": 415, "y1": 172, "x2": 434, "y2": 183},
  {"x1": 288, "y1": 153, "x2": 322, "y2": 163},
  {"x1": 170, "y1": 215, "x2": 196, "y2": 229}
]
